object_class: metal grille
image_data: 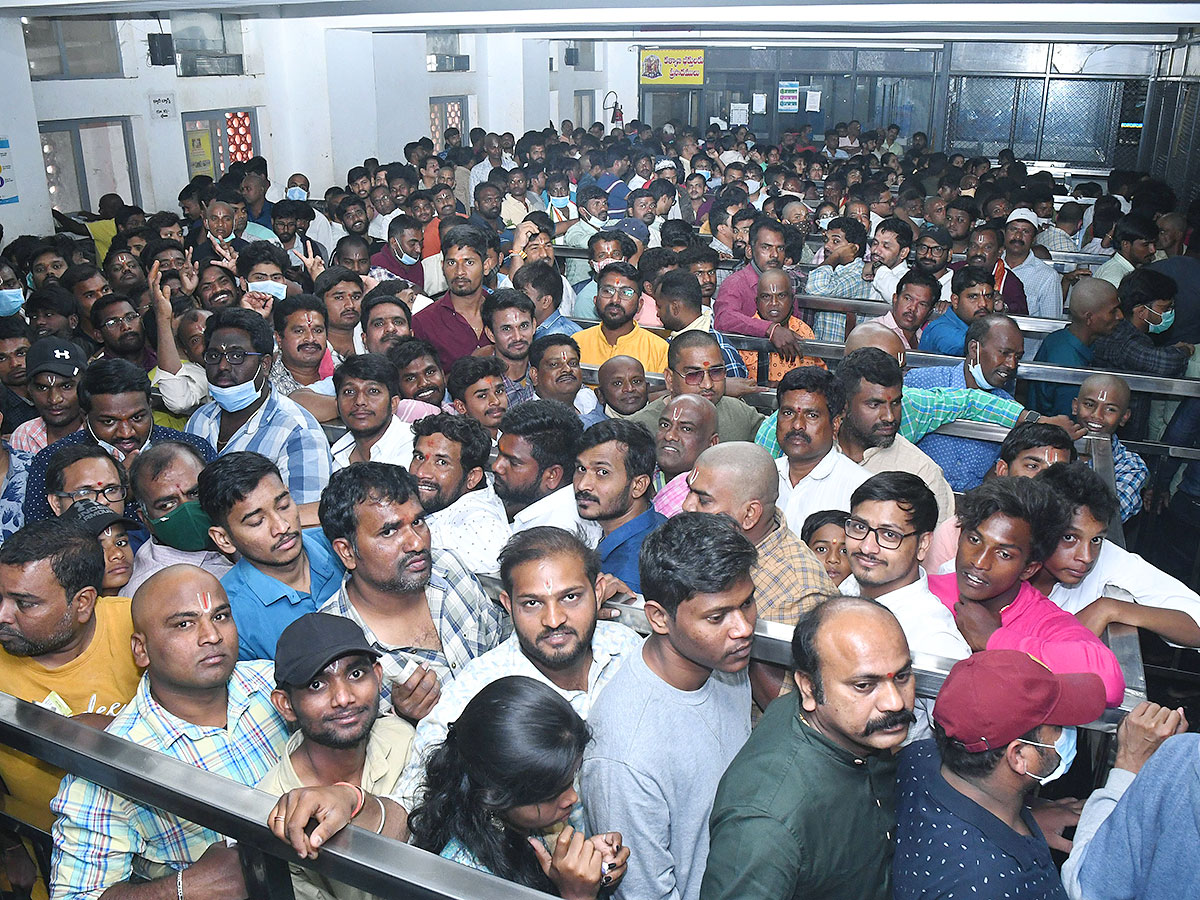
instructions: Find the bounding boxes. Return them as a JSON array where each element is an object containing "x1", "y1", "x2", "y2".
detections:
[
  {"x1": 223, "y1": 111, "x2": 254, "y2": 164},
  {"x1": 429, "y1": 97, "x2": 467, "y2": 151},
  {"x1": 1041, "y1": 79, "x2": 1119, "y2": 164}
]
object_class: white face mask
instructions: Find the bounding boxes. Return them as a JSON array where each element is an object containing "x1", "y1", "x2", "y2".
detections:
[
  {"x1": 817, "y1": 216, "x2": 834, "y2": 231},
  {"x1": 744, "y1": 179, "x2": 762, "y2": 194},
  {"x1": 247, "y1": 280, "x2": 288, "y2": 300}
]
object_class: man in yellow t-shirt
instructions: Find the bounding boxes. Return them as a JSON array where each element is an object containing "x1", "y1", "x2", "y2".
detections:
[
  {"x1": 0, "y1": 519, "x2": 142, "y2": 836},
  {"x1": 575, "y1": 262, "x2": 669, "y2": 375}
]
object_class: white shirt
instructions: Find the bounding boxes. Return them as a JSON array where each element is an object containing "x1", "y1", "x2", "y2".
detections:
[
  {"x1": 391, "y1": 620, "x2": 643, "y2": 811},
  {"x1": 155, "y1": 360, "x2": 209, "y2": 415},
  {"x1": 511, "y1": 484, "x2": 603, "y2": 546},
  {"x1": 841, "y1": 567, "x2": 971, "y2": 661},
  {"x1": 368, "y1": 209, "x2": 401, "y2": 241},
  {"x1": 1006, "y1": 252, "x2": 1064, "y2": 319},
  {"x1": 426, "y1": 484, "x2": 512, "y2": 576},
  {"x1": 329, "y1": 415, "x2": 415, "y2": 471},
  {"x1": 776, "y1": 447, "x2": 871, "y2": 538},
  {"x1": 870, "y1": 260, "x2": 910, "y2": 305},
  {"x1": 1049, "y1": 539, "x2": 1200, "y2": 647}
]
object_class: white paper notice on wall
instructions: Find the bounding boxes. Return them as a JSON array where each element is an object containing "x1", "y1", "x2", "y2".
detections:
[
  {"x1": 752, "y1": 93, "x2": 767, "y2": 114},
  {"x1": 729, "y1": 102, "x2": 750, "y2": 126},
  {"x1": 149, "y1": 93, "x2": 177, "y2": 122},
  {"x1": 0, "y1": 137, "x2": 17, "y2": 206},
  {"x1": 805, "y1": 90, "x2": 822, "y2": 113}
]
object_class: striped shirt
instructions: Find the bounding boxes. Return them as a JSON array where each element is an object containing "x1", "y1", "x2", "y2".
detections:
[
  {"x1": 807, "y1": 257, "x2": 874, "y2": 343},
  {"x1": 50, "y1": 662, "x2": 287, "y2": 900}
]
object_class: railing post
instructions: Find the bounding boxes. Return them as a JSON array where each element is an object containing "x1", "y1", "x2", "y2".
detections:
[{"x1": 238, "y1": 843, "x2": 298, "y2": 900}]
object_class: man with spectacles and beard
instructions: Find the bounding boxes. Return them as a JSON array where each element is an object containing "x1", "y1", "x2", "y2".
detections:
[
  {"x1": 411, "y1": 413, "x2": 511, "y2": 577},
  {"x1": 259, "y1": 613, "x2": 414, "y2": 900},
  {"x1": 575, "y1": 262, "x2": 669, "y2": 374}
]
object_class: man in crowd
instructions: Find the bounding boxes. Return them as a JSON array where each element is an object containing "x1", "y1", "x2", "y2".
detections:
[
  {"x1": 683, "y1": 441, "x2": 837, "y2": 708},
  {"x1": 513, "y1": 261, "x2": 580, "y2": 339},
  {"x1": 575, "y1": 419, "x2": 663, "y2": 592},
  {"x1": 89, "y1": 295, "x2": 156, "y2": 372},
  {"x1": 528, "y1": 335, "x2": 601, "y2": 426},
  {"x1": 328, "y1": 353, "x2": 415, "y2": 470},
  {"x1": 25, "y1": 359, "x2": 214, "y2": 523},
  {"x1": 1030, "y1": 278, "x2": 1124, "y2": 417},
  {"x1": 1003, "y1": 209, "x2": 1064, "y2": 319},
  {"x1": 926, "y1": 477, "x2": 1125, "y2": 705},
  {"x1": 390, "y1": 338, "x2": 451, "y2": 409},
  {"x1": 127, "y1": 440, "x2": 233, "y2": 594},
  {"x1": 649, "y1": 394, "x2": 718, "y2": 517},
  {"x1": 918, "y1": 266, "x2": 997, "y2": 356},
  {"x1": 314, "y1": 267, "x2": 364, "y2": 365},
  {"x1": 186, "y1": 307, "x2": 332, "y2": 504},
  {"x1": 269, "y1": 295, "x2": 328, "y2": 396},
  {"x1": 1037, "y1": 202, "x2": 1087, "y2": 254},
  {"x1": 199, "y1": 452, "x2": 343, "y2": 661},
  {"x1": 713, "y1": 219, "x2": 808, "y2": 358},
  {"x1": 630, "y1": 331, "x2": 763, "y2": 442},
  {"x1": 575, "y1": 262, "x2": 669, "y2": 374},
  {"x1": 411, "y1": 413, "x2": 511, "y2": 577},
  {"x1": 866, "y1": 216, "x2": 912, "y2": 305},
  {"x1": 481, "y1": 289, "x2": 537, "y2": 406},
  {"x1": 774, "y1": 365, "x2": 871, "y2": 537},
  {"x1": 0, "y1": 316, "x2": 37, "y2": 435},
  {"x1": 596, "y1": 356, "x2": 649, "y2": 419},
  {"x1": 910, "y1": 223, "x2": 955, "y2": 300},
  {"x1": 447, "y1": 356, "x2": 508, "y2": 443},
  {"x1": 561, "y1": 186, "x2": 612, "y2": 285},
  {"x1": 875, "y1": 270, "x2": 940, "y2": 351},
  {"x1": 10, "y1": 337, "x2": 87, "y2": 455},
  {"x1": 656, "y1": 270, "x2": 748, "y2": 379},
  {"x1": 51, "y1": 565, "x2": 287, "y2": 900},
  {"x1": 317, "y1": 463, "x2": 508, "y2": 717},
  {"x1": 1070, "y1": 373, "x2": 1147, "y2": 522},
  {"x1": 907, "y1": 313, "x2": 1023, "y2": 491},
  {"x1": 412, "y1": 226, "x2": 494, "y2": 368},
  {"x1": 701, "y1": 596, "x2": 915, "y2": 900},
  {"x1": 370, "y1": 215, "x2": 425, "y2": 287},
  {"x1": 493, "y1": 399, "x2": 601, "y2": 543},
  {"x1": 809, "y1": 216, "x2": 874, "y2": 343},
  {"x1": 359, "y1": 289, "x2": 413, "y2": 356},
  {"x1": 833, "y1": 349, "x2": 956, "y2": 524},
  {"x1": 1093, "y1": 214, "x2": 1159, "y2": 289},
  {"x1": 583, "y1": 513, "x2": 755, "y2": 900},
  {"x1": 894, "y1": 650, "x2": 1108, "y2": 898},
  {"x1": 951, "y1": 225, "x2": 1028, "y2": 315}
]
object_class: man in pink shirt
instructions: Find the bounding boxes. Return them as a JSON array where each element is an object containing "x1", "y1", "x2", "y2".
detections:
[{"x1": 926, "y1": 476, "x2": 1124, "y2": 706}]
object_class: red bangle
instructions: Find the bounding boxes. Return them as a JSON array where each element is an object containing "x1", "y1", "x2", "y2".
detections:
[
  {"x1": 334, "y1": 781, "x2": 365, "y2": 818},
  {"x1": 768, "y1": 323, "x2": 778, "y2": 340}
]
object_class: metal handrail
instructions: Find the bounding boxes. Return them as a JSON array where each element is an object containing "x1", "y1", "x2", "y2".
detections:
[{"x1": 0, "y1": 693, "x2": 552, "y2": 900}]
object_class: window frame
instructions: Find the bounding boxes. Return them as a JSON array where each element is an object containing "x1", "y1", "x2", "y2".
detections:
[{"x1": 25, "y1": 17, "x2": 123, "y2": 81}]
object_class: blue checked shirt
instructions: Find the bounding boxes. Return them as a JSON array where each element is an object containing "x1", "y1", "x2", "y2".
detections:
[
  {"x1": 0, "y1": 443, "x2": 32, "y2": 542},
  {"x1": 905, "y1": 365, "x2": 1014, "y2": 491},
  {"x1": 502, "y1": 369, "x2": 538, "y2": 408},
  {"x1": 320, "y1": 547, "x2": 511, "y2": 707},
  {"x1": 1098, "y1": 436, "x2": 1147, "y2": 522},
  {"x1": 807, "y1": 257, "x2": 873, "y2": 343},
  {"x1": 23, "y1": 426, "x2": 216, "y2": 524},
  {"x1": 755, "y1": 387, "x2": 1025, "y2": 458},
  {"x1": 185, "y1": 389, "x2": 333, "y2": 504},
  {"x1": 50, "y1": 662, "x2": 287, "y2": 900}
]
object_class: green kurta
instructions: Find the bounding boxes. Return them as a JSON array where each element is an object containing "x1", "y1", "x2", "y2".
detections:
[{"x1": 700, "y1": 691, "x2": 898, "y2": 900}]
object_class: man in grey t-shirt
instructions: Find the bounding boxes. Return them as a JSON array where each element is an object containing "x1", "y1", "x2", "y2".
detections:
[{"x1": 582, "y1": 513, "x2": 757, "y2": 900}]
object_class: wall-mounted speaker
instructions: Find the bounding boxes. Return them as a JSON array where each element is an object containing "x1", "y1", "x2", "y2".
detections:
[{"x1": 148, "y1": 33, "x2": 175, "y2": 66}]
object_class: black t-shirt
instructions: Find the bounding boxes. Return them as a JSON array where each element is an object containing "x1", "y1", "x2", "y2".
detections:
[{"x1": 0, "y1": 386, "x2": 38, "y2": 436}]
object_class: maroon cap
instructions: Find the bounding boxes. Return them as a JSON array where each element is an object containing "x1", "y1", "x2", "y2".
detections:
[{"x1": 933, "y1": 650, "x2": 1107, "y2": 752}]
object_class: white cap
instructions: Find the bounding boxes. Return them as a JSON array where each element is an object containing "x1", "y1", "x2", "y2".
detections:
[{"x1": 1006, "y1": 207, "x2": 1039, "y2": 226}]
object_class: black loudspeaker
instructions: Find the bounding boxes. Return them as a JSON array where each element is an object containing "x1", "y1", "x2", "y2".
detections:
[
  {"x1": 565, "y1": 47, "x2": 580, "y2": 66},
  {"x1": 148, "y1": 33, "x2": 175, "y2": 66}
]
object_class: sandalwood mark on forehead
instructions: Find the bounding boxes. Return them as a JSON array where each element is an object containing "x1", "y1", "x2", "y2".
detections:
[{"x1": 197, "y1": 591, "x2": 213, "y2": 612}]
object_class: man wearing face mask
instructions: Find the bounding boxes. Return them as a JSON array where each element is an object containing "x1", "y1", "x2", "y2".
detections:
[
  {"x1": 1093, "y1": 268, "x2": 1192, "y2": 380},
  {"x1": 571, "y1": 230, "x2": 636, "y2": 320},
  {"x1": 126, "y1": 441, "x2": 233, "y2": 594},
  {"x1": 370, "y1": 214, "x2": 426, "y2": 287},
  {"x1": 561, "y1": 186, "x2": 612, "y2": 286},
  {"x1": 185, "y1": 307, "x2": 332, "y2": 504},
  {"x1": 893, "y1": 650, "x2": 1107, "y2": 899},
  {"x1": 23, "y1": 359, "x2": 216, "y2": 524}
]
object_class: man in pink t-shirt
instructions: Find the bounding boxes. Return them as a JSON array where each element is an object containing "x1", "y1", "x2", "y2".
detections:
[{"x1": 926, "y1": 477, "x2": 1124, "y2": 706}]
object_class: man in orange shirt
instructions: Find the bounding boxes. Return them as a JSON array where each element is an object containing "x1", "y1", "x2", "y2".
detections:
[{"x1": 738, "y1": 269, "x2": 825, "y2": 383}]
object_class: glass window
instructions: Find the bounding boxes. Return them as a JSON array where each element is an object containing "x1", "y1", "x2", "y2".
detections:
[
  {"x1": 429, "y1": 97, "x2": 469, "y2": 151},
  {"x1": 946, "y1": 77, "x2": 1018, "y2": 156},
  {"x1": 39, "y1": 119, "x2": 137, "y2": 213},
  {"x1": 1040, "y1": 79, "x2": 1118, "y2": 163},
  {"x1": 863, "y1": 76, "x2": 935, "y2": 139},
  {"x1": 1050, "y1": 43, "x2": 1155, "y2": 76},
  {"x1": 950, "y1": 42, "x2": 1048, "y2": 74},
  {"x1": 181, "y1": 109, "x2": 258, "y2": 179},
  {"x1": 170, "y1": 13, "x2": 244, "y2": 76},
  {"x1": 23, "y1": 17, "x2": 121, "y2": 79},
  {"x1": 575, "y1": 90, "x2": 595, "y2": 128}
]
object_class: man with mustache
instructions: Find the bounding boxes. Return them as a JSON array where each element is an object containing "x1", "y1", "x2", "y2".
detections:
[
  {"x1": 834, "y1": 349, "x2": 956, "y2": 525},
  {"x1": 575, "y1": 262, "x2": 669, "y2": 375},
  {"x1": 411, "y1": 413, "x2": 511, "y2": 577},
  {"x1": 199, "y1": 451, "x2": 344, "y2": 663},
  {"x1": 907, "y1": 314, "x2": 1025, "y2": 491},
  {"x1": 947, "y1": 224, "x2": 1028, "y2": 316},
  {"x1": 574, "y1": 419, "x2": 663, "y2": 593},
  {"x1": 917, "y1": 266, "x2": 998, "y2": 356},
  {"x1": 328, "y1": 354, "x2": 416, "y2": 471},
  {"x1": 259, "y1": 613, "x2": 415, "y2": 900},
  {"x1": 318, "y1": 462, "x2": 506, "y2": 723},
  {"x1": 701, "y1": 596, "x2": 917, "y2": 900},
  {"x1": 1002, "y1": 209, "x2": 1063, "y2": 319},
  {"x1": 51, "y1": 564, "x2": 287, "y2": 900},
  {"x1": 528, "y1": 335, "x2": 603, "y2": 426},
  {"x1": 269, "y1": 295, "x2": 328, "y2": 396}
]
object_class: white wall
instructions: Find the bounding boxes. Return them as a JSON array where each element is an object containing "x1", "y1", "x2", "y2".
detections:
[{"x1": 0, "y1": 15, "x2": 55, "y2": 237}]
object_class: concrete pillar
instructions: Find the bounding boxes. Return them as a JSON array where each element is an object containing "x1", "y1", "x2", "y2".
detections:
[{"x1": 0, "y1": 16, "x2": 54, "y2": 237}]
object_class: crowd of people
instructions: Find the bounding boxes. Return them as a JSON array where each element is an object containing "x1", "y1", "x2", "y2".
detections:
[{"x1": 0, "y1": 113, "x2": 1199, "y2": 900}]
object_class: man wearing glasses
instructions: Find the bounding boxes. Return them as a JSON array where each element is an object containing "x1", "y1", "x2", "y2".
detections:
[
  {"x1": 575, "y1": 262, "x2": 670, "y2": 375},
  {"x1": 45, "y1": 443, "x2": 129, "y2": 517},
  {"x1": 89, "y1": 295, "x2": 156, "y2": 373},
  {"x1": 22, "y1": 359, "x2": 215, "y2": 524},
  {"x1": 185, "y1": 307, "x2": 332, "y2": 503},
  {"x1": 629, "y1": 331, "x2": 764, "y2": 442}
]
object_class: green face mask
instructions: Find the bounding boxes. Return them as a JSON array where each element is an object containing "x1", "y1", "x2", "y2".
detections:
[{"x1": 150, "y1": 501, "x2": 214, "y2": 552}]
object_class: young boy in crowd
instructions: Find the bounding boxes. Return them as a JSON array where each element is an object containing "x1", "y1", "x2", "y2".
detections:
[{"x1": 801, "y1": 509, "x2": 852, "y2": 587}]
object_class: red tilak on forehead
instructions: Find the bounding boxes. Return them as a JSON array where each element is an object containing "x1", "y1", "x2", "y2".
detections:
[{"x1": 197, "y1": 592, "x2": 213, "y2": 611}]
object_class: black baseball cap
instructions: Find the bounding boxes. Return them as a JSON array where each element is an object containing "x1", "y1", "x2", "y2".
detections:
[
  {"x1": 274, "y1": 613, "x2": 380, "y2": 687},
  {"x1": 58, "y1": 498, "x2": 138, "y2": 535},
  {"x1": 26, "y1": 337, "x2": 86, "y2": 379},
  {"x1": 919, "y1": 223, "x2": 953, "y2": 249}
]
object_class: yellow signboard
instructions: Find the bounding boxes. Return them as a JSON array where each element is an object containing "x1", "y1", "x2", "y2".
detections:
[
  {"x1": 639, "y1": 49, "x2": 704, "y2": 85},
  {"x1": 186, "y1": 128, "x2": 215, "y2": 180}
]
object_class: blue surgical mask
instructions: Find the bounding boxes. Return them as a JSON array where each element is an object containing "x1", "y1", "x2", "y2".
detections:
[
  {"x1": 0, "y1": 288, "x2": 24, "y2": 316},
  {"x1": 1145, "y1": 306, "x2": 1175, "y2": 334},
  {"x1": 708, "y1": 176, "x2": 723, "y2": 189},
  {"x1": 550, "y1": 196, "x2": 571, "y2": 209},
  {"x1": 817, "y1": 216, "x2": 834, "y2": 231},
  {"x1": 967, "y1": 350, "x2": 992, "y2": 388},
  {"x1": 1021, "y1": 726, "x2": 1077, "y2": 785},
  {"x1": 285, "y1": 186, "x2": 308, "y2": 201},
  {"x1": 247, "y1": 280, "x2": 288, "y2": 300},
  {"x1": 697, "y1": 170, "x2": 713, "y2": 183},
  {"x1": 392, "y1": 241, "x2": 419, "y2": 267},
  {"x1": 209, "y1": 371, "x2": 265, "y2": 412}
]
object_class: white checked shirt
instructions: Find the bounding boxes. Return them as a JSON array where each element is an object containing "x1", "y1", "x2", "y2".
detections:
[{"x1": 426, "y1": 484, "x2": 512, "y2": 576}]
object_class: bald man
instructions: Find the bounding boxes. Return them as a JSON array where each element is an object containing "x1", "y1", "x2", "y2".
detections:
[
  {"x1": 702, "y1": 597, "x2": 915, "y2": 900},
  {"x1": 1030, "y1": 277, "x2": 1123, "y2": 417},
  {"x1": 651, "y1": 394, "x2": 718, "y2": 517},
  {"x1": 755, "y1": 321, "x2": 1084, "y2": 456},
  {"x1": 738, "y1": 269, "x2": 824, "y2": 382},
  {"x1": 683, "y1": 442, "x2": 836, "y2": 708},
  {"x1": 51, "y1": 565, "x2": 288, "y2": 900},
  {"x1": 596, "y1": 355, "x2": 650, "y2": 417},
  {"x1": 1156, "y1": 212, "x2": 1187, "y2": 258},
  {"x1": 1071, "y1": 373, "x2": 1147, "y2": 521}
]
